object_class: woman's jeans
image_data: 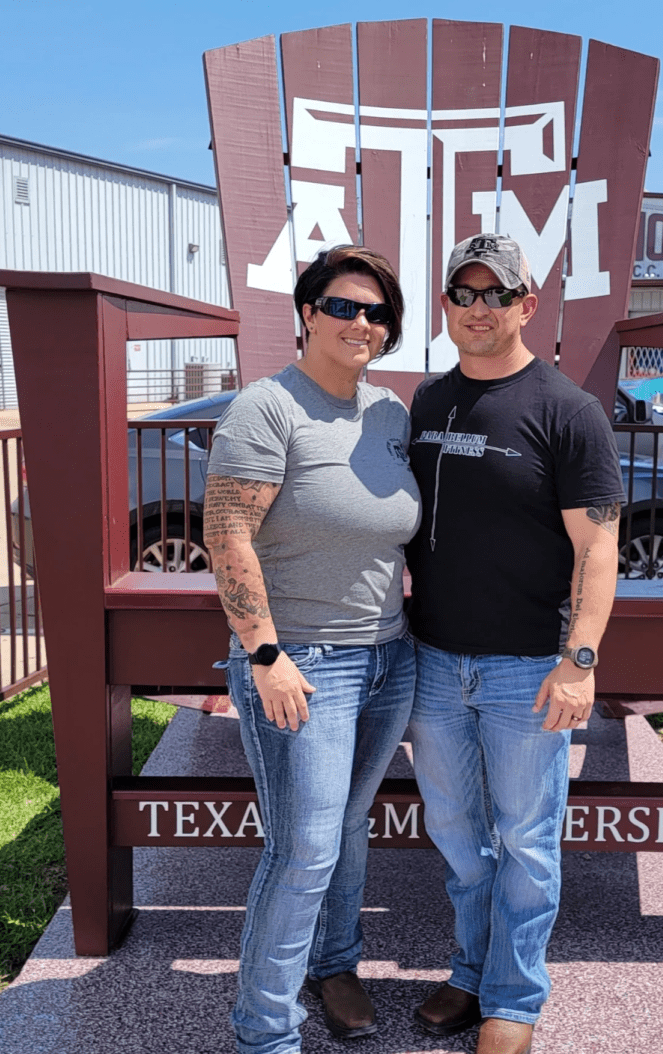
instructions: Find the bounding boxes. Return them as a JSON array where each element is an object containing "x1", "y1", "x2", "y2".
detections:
[
  {"x1": 227, "y1": 635, "x2": 416, "y2": 1054},
  {"x1": 409, "y1": 642, "x2": 570, "y2": 1025}
]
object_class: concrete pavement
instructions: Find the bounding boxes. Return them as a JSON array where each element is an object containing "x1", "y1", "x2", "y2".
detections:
[{"x1": 2, "y1": 705, "x2": 663, "y2": 1054}]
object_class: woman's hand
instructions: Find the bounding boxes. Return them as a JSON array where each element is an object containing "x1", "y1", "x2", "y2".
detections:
[{"x1": 251, "y1": 651, "x2": 316, "y2": 731}]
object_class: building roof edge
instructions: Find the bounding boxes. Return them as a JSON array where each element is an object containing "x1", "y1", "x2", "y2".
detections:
[{"x1": 0, "y1": 133, "x2": 218, "y2": 195}]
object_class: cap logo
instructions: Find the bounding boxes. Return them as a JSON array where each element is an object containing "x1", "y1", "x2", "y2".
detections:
[{"x1": 466, "y1": 236, "x2": 501, "y2": 256}]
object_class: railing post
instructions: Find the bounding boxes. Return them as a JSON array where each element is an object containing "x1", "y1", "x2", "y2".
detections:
[
  {"x1": 4, "y1": 271, "x2": 240, "y2": 955},
  {"x1": 7, "y1": 287, "x2": 133, "y2": 954}
]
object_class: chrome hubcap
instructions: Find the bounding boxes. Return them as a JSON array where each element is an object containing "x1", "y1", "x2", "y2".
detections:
[
  {"x1": 619, "y1": 533, "x2": 663, "y2": 579},
  {"x1": 138, "y1": 538, "x2": 210, "y2": 573}
]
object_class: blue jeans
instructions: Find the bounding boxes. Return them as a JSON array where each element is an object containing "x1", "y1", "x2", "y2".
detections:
[
  {"x1": 409, "y1": 643, "x2": 570, "y2": 1024},
  {"x1": 227, "y1": 635, "x2": 416, "y2": 1054}
]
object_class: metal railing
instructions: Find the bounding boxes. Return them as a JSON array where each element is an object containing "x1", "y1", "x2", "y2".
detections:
[
  {"x1": 0, "y1": 418, "x2": 222, "y2": 700},
  {"x1": 127, "y1": 417, "x2": 663, "y2": 583},
  {"x1": 130, "y1": 420, "x2": 216, "y2": 573},
  {"x1": 126, "y1": 367, "x2": 237, "y2": 404},
  {"x1": 4, "y1": 414, "x2": 662, "y2": 699},
  {"x1": 0, "y1": 428, "x2": 46, "y2": 700}
]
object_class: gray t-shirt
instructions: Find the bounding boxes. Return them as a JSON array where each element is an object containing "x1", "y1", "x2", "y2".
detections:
[{"x1": 208, "y1": 363, "x2": 422, "y2": 644}]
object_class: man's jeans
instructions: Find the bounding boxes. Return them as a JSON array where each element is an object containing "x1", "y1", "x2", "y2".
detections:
[
  {"x1": 409, "y1": 643, "x2": 570, "y2": 1024},
  {"x1": 227, "y1": 635, "x2": 416, "y2": 1054}
]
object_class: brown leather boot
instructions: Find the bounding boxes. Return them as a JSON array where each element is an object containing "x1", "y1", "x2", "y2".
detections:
[
  {"x1": 306, "y1": 972, "x2": 377, "y2": 1038},
  {"x1": 415, "y1": 982, "x2": 482, "y2": 1035},
  {"x1": 476, "y1": 1018, "x2": 534, "y2": 1054}
]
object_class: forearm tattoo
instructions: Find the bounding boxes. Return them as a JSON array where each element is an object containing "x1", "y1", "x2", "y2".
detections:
[
  {"x1": 204, "y1": 475, "x2": 280, "y2": 631},
  {"x1": 214, "y1": 571, "x2": 271, "y2": 622},
  {"x1": 586, "y1": 502, "x2": 620, "y2": 536},
  {"x1": 568, "y1": 546, "x2": 590, "y2": 639}
]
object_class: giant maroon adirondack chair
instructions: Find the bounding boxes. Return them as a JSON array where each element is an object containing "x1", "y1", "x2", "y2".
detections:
[{"x1": 5, "y1": 20, "x2": 663, "y2": 956}]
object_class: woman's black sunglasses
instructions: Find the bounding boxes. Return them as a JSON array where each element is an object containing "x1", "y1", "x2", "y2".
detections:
[
  {"x1": 446, "y1": 286, "x2": 527, "y2": 309},
  {"x1": 314, "y1": 296, "x2": 394, "y2": 326}
]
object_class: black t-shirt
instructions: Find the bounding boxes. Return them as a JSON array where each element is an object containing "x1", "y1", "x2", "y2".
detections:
[{"x1": 406, "y1": 358, "x2": 625, "y2": 655}]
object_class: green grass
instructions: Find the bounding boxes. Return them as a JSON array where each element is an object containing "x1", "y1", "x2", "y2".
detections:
[
  {"x1": 647, "y1": 712, "x2": 663, "y2": 734},
  {"x1": 0, "y1": 685, "x2": 176, "y2": 990}
]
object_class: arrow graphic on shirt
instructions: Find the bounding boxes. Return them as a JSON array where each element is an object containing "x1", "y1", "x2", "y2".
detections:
[{"x1": 482, "y1": 445, "x2": 521, "y2": 456}]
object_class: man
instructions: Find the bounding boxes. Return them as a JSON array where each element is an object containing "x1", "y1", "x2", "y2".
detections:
[{"x1": 406, "y1": 234, "x2": 624, "y2": 1054}]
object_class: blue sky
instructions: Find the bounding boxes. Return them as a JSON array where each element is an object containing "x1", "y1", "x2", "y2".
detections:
[{"x1": 3, "y1": 0, "x2": 662, "y2": 190}]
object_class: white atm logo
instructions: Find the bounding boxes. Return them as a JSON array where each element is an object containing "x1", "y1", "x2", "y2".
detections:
[{"x1": 248, "y1": 98, "x2": 609, "y2": 373}]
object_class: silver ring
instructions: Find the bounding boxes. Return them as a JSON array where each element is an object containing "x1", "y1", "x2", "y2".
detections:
[{"x1": 571, "y1": 716, "x2": 582, "y2": 722}]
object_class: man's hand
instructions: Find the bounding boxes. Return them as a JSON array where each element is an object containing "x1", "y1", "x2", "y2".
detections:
[
  {"x1": 251, "y1": 651, "x2": 316, "y2": 731},
  {"x1": 532, "y1": 659, "x2": 594, "y2": 731}
]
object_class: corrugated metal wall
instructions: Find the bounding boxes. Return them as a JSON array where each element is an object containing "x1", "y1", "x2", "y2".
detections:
[
  {"x1": 0, "y1": 288, "x2": 16, "y2": 409},
  {"x1": 629, "y1": 286, "x2": 663, "y2": 318},
  {"x1": 0, "y1": 137, "x2": 235, "y2": 409}
]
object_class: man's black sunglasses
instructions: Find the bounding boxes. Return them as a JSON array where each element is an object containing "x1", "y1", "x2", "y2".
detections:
[
  {"x1": 314, "y1": 296, "x2": 394, "y2": 326},
  {"x1": 446, "y1": 286, "x2": 527, "y2": 309}
]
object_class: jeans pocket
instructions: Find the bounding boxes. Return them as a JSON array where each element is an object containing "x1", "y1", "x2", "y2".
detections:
[
  {"x1": 281, "y1": 644, "x2": 325, "y2": 672},
  {"x1": 518, "y1": 653, "x2": 561, "y2": 664},
  {"x1": 401, "y1": 629, "x2": 417, "y2": 651}
]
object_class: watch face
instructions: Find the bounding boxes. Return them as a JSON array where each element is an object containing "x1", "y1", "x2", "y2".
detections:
[
  {"x1": 576, "y1": 647, "x2": 596, "y2": 668},
  {"x1": 252, "y1": 643, "x2": 281, "y2": 666}
]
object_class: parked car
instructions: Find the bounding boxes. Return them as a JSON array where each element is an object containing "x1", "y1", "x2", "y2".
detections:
[
  {"x1": 125, "y1": 391, "x2": 236, "y2": 572},
  {"x1": 618, "y1": 377, "x2": 663, "y2": 405},
  {"x1": 613, "y1": 382, "x2": 663, "y2": 455},
  {"x1": 12, "y1": 390, "x2": 236, "y2": 577},
  {"x1": 618, "y1": 453, "x2": 663, "y2": 578},
  {"x1": 12, "y1": 382, "x2": 663, "y2": 581},
  {"x1": 613, "y1": 382, "x2": 663, "y2": 579}
]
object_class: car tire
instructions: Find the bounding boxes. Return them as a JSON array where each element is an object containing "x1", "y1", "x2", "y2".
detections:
[
  {"x1": 618, "y1": 517, "x2": 663, "y2": 579},
  {"x1": 132, "y1": 522, "x2": 210, "y2": 573}
]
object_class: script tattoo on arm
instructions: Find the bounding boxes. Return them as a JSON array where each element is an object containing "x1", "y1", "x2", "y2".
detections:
[
  {"x1": 567, "y1": 546, "x2": 591, "y2": 639},
  {"x1": 586, "y1": 502, "x2": 620, "y2": 537},
  {"x1": 204, "y1": 474, "x2": 280, "y2": 639},
  {"x1": 204, "y1": 475, "x2": 278, "y2": 542}
]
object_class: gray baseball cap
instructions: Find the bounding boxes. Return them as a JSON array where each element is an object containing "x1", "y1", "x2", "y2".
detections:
[{"x1": 445, "y1": 233, "x2": 532, "y2": 292}]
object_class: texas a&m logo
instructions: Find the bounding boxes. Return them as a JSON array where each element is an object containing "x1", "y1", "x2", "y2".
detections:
[{"x1": 205, "y1": 20, "x2": 658, "y2": 400}]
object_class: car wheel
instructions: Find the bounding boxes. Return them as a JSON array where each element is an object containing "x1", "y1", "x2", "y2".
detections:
[
  {"x1": 618, "y1": 518, "x2": 663, "y2": 579},
  {"x1": 133, "y1": 523, "x2": 210, "y2": 573}
]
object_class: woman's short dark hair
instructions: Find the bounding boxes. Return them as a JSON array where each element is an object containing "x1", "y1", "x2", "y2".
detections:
[{"x1": 293, "y1": 245, "x2": 404, "y2": 357}]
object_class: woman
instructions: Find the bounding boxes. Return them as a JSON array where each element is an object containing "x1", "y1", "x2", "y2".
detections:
[{"x1": 203, "y1": 245, "x2": 421, "y2": 1054}]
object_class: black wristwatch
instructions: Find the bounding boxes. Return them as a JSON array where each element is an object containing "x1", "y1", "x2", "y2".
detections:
[
  {"x1": 248, "y1": 643, "x2": 282, "y2": 666},
  {"x1": 562, "y1": 645, "x2": 598, "y2": 669}
]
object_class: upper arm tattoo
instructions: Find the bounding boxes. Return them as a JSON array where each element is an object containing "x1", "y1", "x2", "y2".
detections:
[
  {"x1": 586, "y1": 502, "x2": 620, "y2": 537},
  {"x1": 203, "y1": 475, "x2": 280, "y2": 631},
  {"x1": 203, "y1": 475, "x2": 280, "y2": 544}
]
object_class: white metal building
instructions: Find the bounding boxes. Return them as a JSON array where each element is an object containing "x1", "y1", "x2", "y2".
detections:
[{"x1": 0, "y1": 134, "x2": 235, "y2": 409}]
